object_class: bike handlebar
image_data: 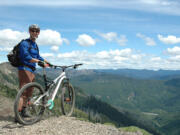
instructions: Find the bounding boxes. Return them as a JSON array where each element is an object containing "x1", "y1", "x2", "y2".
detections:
[
  {"x1": 49, "y1": 63, "x2": 83, "y2": 71},
  {"x1": 51, "y1": 64, "x2": 82, "y2": 68},
  {"x1": 38, "y1": 61, "x2": 83, "y2": 71}
]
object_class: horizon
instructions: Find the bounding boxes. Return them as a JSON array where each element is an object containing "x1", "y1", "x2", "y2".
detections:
[
  {"x1": 0, "y1": 0, "x2": 180, "y2": 70},
  {"x1": 2, "y1": 61, "x2": 180, "y2": 72}
]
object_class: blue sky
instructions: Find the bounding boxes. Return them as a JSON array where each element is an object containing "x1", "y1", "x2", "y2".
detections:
[{"x1": 0, "y1": 0, "x2": 180, "y2": 70}]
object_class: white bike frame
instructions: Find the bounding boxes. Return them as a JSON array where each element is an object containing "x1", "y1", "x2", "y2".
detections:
[
  {"x1": 51, "y1": 71, "x2": 66, "y2": 101},
  {"x1": 34, "y1": 69, "x2": 67, "y2": 106}
]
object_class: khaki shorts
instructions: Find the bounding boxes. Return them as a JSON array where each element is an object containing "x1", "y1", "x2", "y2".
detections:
[{"x1": 18, "y1": 70, "x2": 35, "y2": 89}]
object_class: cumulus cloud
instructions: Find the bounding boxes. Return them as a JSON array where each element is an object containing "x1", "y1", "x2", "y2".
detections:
[
  {"x1": 0, "y1": 29, "x2": 68, "y2": 52},
  {"x1": 97, "y1": 32, "x2": 128, "y2": 46},
  {"x1": 0, "y1": 48, "x2": 12, "y2": 51},
  {"x1": 53, "y1": 48, "x2": 180, "y2": 70},
  {"x1": 168, "y1": 55, "x2": 180, "y2": 62},
  {"x1": 51, "y1": 46, "x2": 59, "y2": 51},
  {"x1": 116, "y1": 35, "x2": 128, "y2": 46},
  {"x1": 163, "y1": 46, "x2": 180, "y2": 65},
  {"x1": 158, "y1": 34, "x2": 180, "y2": 44},
  {"x1": 76, "y1": 34, "x2": 96, "y2": 46},
  {"x1": 150, "y1": 57, "x2": 161, "y2": 62},
  {"x1": 56, "y1": 48, "x2": 146, "y2": 69},
  {"x1": 0, "y1": 29, "x2": 27, "y2": 47},
  {"x1": 41, "y1": 53, "x2": 55, "y2": 58},
  {"x1": 165, "y1": 46, "x2": 180, "y2": 55},
  {"x1": 37, "y1": 29, "x2": 63, "y2": 46},
  {"x1": 62, "y1": 38, "x2": 70, "y2": 45},
  {"x1": 97, "y1": 32, "x2": 117, "y2": 42},
  {"x1": 136, "y1": 33, "x2": 156, "y2": 46}
]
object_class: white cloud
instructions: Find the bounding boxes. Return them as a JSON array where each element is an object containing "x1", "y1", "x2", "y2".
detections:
[
  {"x1": 76, "y1": 34, "x2": 96, "y2": 46},
  {"x1": 51, "y1": 46, "x2": 59, "y2": 51},
  {"x1": 150, "y1": 57, "x2": 161, "y2": 62},
  {"x1": 165, "y1": 46, "x2": 180, "y2": 55},
  {"x1": 116, "y1": 35, "x2": 128, "y2": 46},
  {"x1": 55, "y1": 48, "x2": 145, "y2": 69},
  {"x1": 97, "y1": 32, "x2": 128, "y2": 46},
  {"x1": 0, "y1": 29, "x2": 27, "y2": 47},
  {"x1": 62, "y1": 38, "x2": 70, "y2": 45},
  {"x1": 41, "y1": 53, "x2": 54, "y2": 58},
  {"x1": 52, "y1": 48, "x2": 180, "y2": 70},
  {"x1": 137, "y1": 33, "x2": 156, "y2": 46},
  {"x1": 96, "y1": 51, "x2": 110, "y2": 59},
  {"x1": 0, "y1": 47, "x2": 12, "y2": 52},
  {"x1": 97, "y1": 32, "x2": 117, "y2": 42},
  {"x1": 168, "y1": 55, "x2": 180, "y2": 62},
  {"x1": 37, "y1": 29, "x2": 63, "y2": 46},
  {"x1": 109, "y1": 49, "x2": 132, "y2": 57},
  {"x1": 158, "y1": 34, "x2": 180, "y2": 44},
  {"x1": 0, "y1": 29, "x2": 67, "y2": 52}
]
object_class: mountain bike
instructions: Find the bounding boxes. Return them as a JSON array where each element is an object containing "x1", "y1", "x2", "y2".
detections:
[{"x1": 14, "y1": 63, "x2": 83, "y2": 125}]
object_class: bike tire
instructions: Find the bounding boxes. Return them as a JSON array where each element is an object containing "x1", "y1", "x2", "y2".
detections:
[
  {"x1": 14, "y1": 82, "x2": 45, "y2": 125},
  {"x1": 61, "y1": 83, "x2": 75, "y2": 116}
]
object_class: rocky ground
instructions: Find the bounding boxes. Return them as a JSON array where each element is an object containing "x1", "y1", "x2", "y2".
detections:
[
  {"x1": 0, "y1": 116, "x2": 143, "y2": 135},
  {"x1": 0, "y1": 96, "x2": 143, "y2": 135}
]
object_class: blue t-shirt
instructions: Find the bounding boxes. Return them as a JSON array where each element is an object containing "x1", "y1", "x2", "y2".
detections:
[{"x1": 18, "y1": 38, "x2": 44, "y2": 73}]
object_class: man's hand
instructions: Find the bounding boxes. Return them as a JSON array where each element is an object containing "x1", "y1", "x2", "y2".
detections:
[
  {"x1": 46, "y1": 62, "x2": 53, "y2": 67},
  {"x1": 38, "y1": 61, "x2": 45, "y2": 67},
  {"x1": 38, "y1": 61, "x2": 53, "y2": 67},
  {"x1": 44, "y1": 63, "x2": 49, "y2": 67}
]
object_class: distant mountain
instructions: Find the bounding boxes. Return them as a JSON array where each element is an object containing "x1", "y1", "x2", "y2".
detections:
[
  {"x1": 70, "y1": 73, "x2": 180, "y2": 112},
  {"x1": 36, "y1": 67, "x2": 180, "y2": 80},
  {"x1": 97, "y1": 69, "x2": 180, "y2": 80}
]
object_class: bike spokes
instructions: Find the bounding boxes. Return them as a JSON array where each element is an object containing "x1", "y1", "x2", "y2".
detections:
[
  {"x1": 61, "y1": 83, "x2": 75, "y2": 116},
  {"x1": 14, "y1": 83, "x2": 45, "y2": 125}
]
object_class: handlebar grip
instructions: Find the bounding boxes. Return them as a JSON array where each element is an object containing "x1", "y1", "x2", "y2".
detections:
[
  {"x1": 73, "y1": 63, "x2": 83, "y2": 69},
  {"x1": 38, "y1": 61, "x2": 45, "y2": 67}
]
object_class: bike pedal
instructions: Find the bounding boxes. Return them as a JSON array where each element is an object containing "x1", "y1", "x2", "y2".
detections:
[{"x1": 47, "y1": 99, "x2": 54, "y2": 110}]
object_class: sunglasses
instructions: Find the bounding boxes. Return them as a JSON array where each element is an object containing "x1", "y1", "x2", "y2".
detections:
[{"x1": 30, "y1": 30, "x2": 40, "y2": 33}]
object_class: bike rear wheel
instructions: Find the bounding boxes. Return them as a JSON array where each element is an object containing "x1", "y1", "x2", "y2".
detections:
[
  {"x1": 14, "y1": 82, "x2": 45, "y2": 125},
  {"x1": 61, "y1": 83, "x2": 75, "y2": 116}
]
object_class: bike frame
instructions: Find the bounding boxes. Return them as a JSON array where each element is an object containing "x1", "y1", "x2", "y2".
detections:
[
  {"x1": 34, "y1": 68, "x2": 67, "y2": 106},
  {"x1": 44, "y1": 67, "x2": 68, "y2": 101}
]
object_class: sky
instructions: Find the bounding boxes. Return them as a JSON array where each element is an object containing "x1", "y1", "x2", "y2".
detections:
[{"x1": 0, "y1": 0, "x2": 180, "y2": 70}]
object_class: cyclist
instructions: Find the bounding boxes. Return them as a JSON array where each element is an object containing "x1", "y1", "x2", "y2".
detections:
[{"x1": 17, "y1": 24, "x2": 51, "y2": 118}]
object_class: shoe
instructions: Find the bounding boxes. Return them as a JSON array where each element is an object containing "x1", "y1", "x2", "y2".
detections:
[{"x1": 14, "y1": 117, "x2": 19, "y2": 123}]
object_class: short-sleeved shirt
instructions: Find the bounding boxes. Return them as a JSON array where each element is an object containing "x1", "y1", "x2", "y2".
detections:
[{"x1": 18, "y1": 38, "x2": 44, "y2": 73}]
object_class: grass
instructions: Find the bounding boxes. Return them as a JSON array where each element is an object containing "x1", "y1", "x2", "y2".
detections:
[{"x1": 119, "y1": 126, "x2": 152, "y2": 135}]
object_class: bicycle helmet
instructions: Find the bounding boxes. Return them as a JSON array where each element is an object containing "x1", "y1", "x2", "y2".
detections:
[{"x1": 29, "y1": 24, "x2": 40, "y2": 31}]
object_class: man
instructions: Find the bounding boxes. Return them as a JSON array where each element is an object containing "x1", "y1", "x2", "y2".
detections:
[{"x1": 17, "y1": 24, "x2": 50, "y2": 117}]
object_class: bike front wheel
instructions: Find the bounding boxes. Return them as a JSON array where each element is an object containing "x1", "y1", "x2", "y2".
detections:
[
  {"x1": 14, "y1": 82, "x2": 45, "y2": 125},
  {"x1": 61, "y1": 83, "x2": 75, "y2": 116}
]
